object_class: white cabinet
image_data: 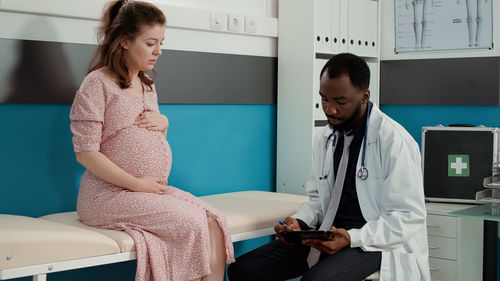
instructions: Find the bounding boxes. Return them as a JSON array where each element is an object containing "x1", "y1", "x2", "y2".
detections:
[
  {"x1": 277, "y1": 0, "x2": 380, "y2": 194},
  {"x1": 314, "y1": 0, "x2": 378, "y2": 57},
  {"x1": 312, "y1": 58, "x2": 328, "y2": 120},
  {"x1": 426, "y1": 203, "x2": 483, "y2": 281}
]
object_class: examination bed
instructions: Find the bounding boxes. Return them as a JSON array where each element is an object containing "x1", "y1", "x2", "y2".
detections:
[{"x1": 0, "y1": 191, "x2": 379, "y2": 280}]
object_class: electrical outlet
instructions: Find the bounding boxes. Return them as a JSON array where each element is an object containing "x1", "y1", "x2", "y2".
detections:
[
  {"x1": 209, "y1": 12, "x2": 226, "y2": 30},
  {"x1": 245, "y1": 16, "x2": 257, "y2": 33},
  {"x1": 228, "y1": 14, "x2": 243, "y2": 32}
]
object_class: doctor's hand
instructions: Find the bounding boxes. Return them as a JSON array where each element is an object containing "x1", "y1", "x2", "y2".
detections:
[
  {"x1": 274, "y1": 217, "x2": 301, "y2": 245},
  {"x1": 134, "y1": 111, "x2": 169, "y2": 133},
  {"x1": 302, "y1": 226, "x2": 350, "y2": 255},
  {"x1": 132, "y1": 176, "x2": 168, "y2": 195}
]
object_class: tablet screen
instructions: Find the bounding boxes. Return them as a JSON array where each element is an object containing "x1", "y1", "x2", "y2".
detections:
[{"x1": 279, "y1": 230, "x2": 334, "y2": 245}]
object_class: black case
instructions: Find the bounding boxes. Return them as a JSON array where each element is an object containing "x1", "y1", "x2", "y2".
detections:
[{"x1": 422, "y1": 126, "x2": 498, "y2": 203}]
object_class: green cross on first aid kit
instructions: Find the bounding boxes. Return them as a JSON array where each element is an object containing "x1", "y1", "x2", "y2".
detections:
[{"x1": 422, "y1": 126, "x2": 499, "y2": 203}]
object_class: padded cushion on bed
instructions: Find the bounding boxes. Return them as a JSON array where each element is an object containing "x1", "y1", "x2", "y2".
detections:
[
  {"x1": 201, "y1": 191, "x2": 309, "y2": 235},
  {"x1": 40, "y1": 212, "x2": 136, "y2": 253},
  {"x1": 0, "y1": 214, "x2": 120, "y2": 270}
]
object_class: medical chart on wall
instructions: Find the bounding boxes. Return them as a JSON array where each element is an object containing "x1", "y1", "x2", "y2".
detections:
[{"x1": 394, "y1": 0, "x2": 493, "y2": 53}]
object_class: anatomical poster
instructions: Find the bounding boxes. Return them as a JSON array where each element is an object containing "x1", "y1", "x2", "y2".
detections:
[{"x1": 394, "y1": 0, "x2": 493, "y2": 53}]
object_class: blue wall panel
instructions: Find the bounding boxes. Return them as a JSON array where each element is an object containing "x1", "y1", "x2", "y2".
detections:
[
  {"x1": 162, "y1": 104, "x2": 276, "y2": 196},
  {"x1": 0, "y1": 104, "x2": 276, "y2": 216}
]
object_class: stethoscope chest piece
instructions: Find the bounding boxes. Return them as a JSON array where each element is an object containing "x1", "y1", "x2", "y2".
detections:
[{"x1": 357, "y1": 167, "x2": 368, "y2": 180}]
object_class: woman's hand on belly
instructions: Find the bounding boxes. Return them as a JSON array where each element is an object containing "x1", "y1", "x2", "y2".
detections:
[
  {"x1": 134, "y1": 111, "x2": 169, "y2": 133},
  {"x1": 132, "y1": 176, "x2": 169, "y2": 194}
]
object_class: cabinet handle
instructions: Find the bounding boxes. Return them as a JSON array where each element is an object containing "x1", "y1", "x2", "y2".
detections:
[
  {"x1": 315, "y1": 103, "x2": 319, "y2": 109},
  {"x1": 427, "y1": 224, "x2": 441, "y2": 228},
  {"x1": 428, "y1": 245, "x2": 440, "y2": 249},
  {"x1": 429, "y1": 266, "x2": 439, "y2": 271}
]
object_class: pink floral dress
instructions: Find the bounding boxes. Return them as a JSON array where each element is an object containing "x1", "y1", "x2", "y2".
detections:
[{"x1": 70, "y1": 69, "x2": 234, "y2": 281}]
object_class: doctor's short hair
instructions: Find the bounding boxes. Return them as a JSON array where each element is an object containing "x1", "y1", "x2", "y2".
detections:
[{"x1": 320, "y1": 53, "x2": 370, "y2": 91}]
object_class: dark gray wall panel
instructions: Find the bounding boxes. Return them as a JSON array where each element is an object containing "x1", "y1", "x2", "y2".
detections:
[
  {"x1": 0, "y1": 39, "x2": 91, "y2": 103},
  {"x1": 380, "y1": 57, "x2": 500, "y2": 105},
  {"x1": 0, "y1": 38, "x2": 276, "y2": 104},
  {"x1": 156, "y1": 50, "x2": 276, "y2": 104}
]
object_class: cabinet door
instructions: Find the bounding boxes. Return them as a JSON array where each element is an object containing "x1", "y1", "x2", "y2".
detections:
[
  {"x1": 314, "y1": 0, "x2": 324, "y2": 52},
  {"x1": 347, "y1": 0, "x2": 378, "y2": 57},
  {"x1": 313, "y1": 123, "x2": 325, "y2": 148},
  {"x1": 338, "y1": 0, "x2": 349, "y2": 52},
  {"x1": 330, "y1": 0, "x2": 341, "y2": 53},
  {"x1": 429, "y1": 257, "x2": 458, "y2": 281},
  {"x1": 426, "y1": 215, "x2": 458, "y2": 238},
  {"x1": 366, "y1": 61, "x2": 379, "y2": 105},
  {"x1": 315, "y1": 0, "x2": 331, "y2": 53},
  {"x1": 427, "y1": 236, "x2": 457, "y2": 260},
  {"x1": 364, "y1": 0, "x2": 378, "y2": 57},
  {"x1": 347, "y1": 0, "x2": 364, "y2": 54},
  {"x1": 322, "y1": 0, "x2": 332, "y2": 52},
  {"x1": 313, "y1": 59, "x2": 328, "y2": 120}
]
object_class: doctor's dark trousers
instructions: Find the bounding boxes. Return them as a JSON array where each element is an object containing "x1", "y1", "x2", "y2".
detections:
[{"x1": 227, "y1": 239, "x2": 381, "y2": 281}]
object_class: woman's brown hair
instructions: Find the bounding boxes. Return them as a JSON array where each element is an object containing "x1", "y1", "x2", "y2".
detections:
[{"x1": 88, "y1": 0, "x2": 166, "y2": 89}]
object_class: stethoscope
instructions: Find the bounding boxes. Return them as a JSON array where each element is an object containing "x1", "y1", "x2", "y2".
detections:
[
  {"x1": 357, "y1": 101, "x2": 372, "y2": 180},
  {"x1": 320, "y1": 101, "x2": 372, "y2": 181}
]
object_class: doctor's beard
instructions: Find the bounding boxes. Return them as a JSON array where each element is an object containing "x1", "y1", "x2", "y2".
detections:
[{"x1": 327, "y1": 100, "x2": 363, "y2": 132}]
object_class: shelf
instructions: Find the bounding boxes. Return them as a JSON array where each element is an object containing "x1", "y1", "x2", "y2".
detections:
[
  {"x1": 483, "y1": 176, "x2": 500, "y2": 189},
  {"x1": 315, "y1": 52, "x2": 379, "y2": 60},
  {"x1": 447, "y1": 202, "x2": 500, "y2": 222}
]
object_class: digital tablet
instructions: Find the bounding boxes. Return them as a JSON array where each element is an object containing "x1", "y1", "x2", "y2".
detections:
[{"x1": 278, "y1": 230, "x2": 334, "y2": 245}]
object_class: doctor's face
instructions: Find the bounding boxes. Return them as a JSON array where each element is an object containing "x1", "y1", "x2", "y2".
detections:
[{"x1": 319, "y1": 72, "x2": 369, "y2": 130}]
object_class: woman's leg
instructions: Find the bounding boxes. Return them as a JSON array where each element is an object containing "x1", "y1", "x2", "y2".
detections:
[{"x1": 201, "y1": 217, "x2": 226, "y2": 281}]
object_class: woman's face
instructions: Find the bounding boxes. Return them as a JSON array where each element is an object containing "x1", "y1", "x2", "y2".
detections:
[{"x1": 122, "y1": 24, "x2": 165, "y2": 74}]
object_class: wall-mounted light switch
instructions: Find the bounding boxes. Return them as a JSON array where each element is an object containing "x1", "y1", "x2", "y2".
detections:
[
  {"x1": 228, "y1": 14, "x2": 243, "y2": 32},
  {"x1": 245, "y1": 16, "x2": 257, "y2": 33},
  {"x1": 209, "y1": 12, "x2": 226, "y2": 30}
]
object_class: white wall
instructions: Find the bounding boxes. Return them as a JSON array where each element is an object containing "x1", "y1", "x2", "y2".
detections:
[
  {"x1": 154, "y1": 0, "x2": 278, "y2": 18},
  {"x1": 0, "y1": 0, "x2": 278, "y2": 57},
  {"x1": 380, "y1": 0, "x2": 500, "y2": 60}
]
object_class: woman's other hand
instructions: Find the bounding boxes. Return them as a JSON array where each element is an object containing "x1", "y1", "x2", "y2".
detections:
[
  {"x1": 133, "y1": 176, "x2": 168, "y2": 194},
  {"x1": 135, "y1": 111, "x2": 169, "y2": 133}
]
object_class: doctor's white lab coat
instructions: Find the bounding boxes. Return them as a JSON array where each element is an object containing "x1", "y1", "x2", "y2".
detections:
[{"x1": 293, "y1": 104, "x2": 431, "y2": 281}]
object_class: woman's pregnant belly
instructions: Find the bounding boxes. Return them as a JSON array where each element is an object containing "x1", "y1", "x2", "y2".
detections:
[{"x1": 100, "y1": 125, "x2": 170, "y2": 179}]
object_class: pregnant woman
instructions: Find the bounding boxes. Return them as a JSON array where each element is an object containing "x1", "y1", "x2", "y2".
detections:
[{"x1": 69, "y1": 1, "x2": 234, "y2": 280}]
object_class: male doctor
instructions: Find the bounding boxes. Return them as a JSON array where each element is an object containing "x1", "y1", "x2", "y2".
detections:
[{"x1": 228, "y1": 53, "x2": 430, "y2": 281}]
